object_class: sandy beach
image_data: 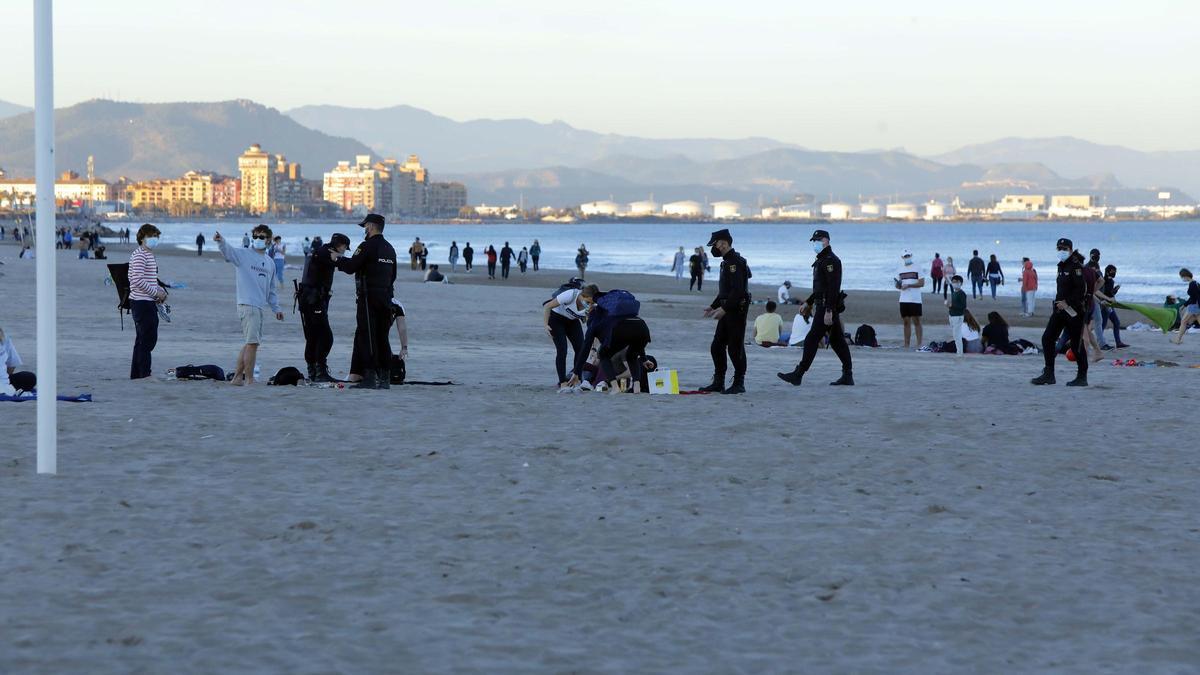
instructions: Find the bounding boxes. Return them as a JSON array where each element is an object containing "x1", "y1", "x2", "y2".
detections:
[{"x1": 3, "y1": 241, "x2": 1200, "y2": 673}]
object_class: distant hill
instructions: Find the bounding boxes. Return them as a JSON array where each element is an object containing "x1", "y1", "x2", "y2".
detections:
[
  {"x1": 286, "y1": 104, "x2": 801, "y2": 173},
  {"x1": 0, "y1": 99, "x2": 375, "y2": 180},
  {"x1": 931, "y1": 137, "x2": 1200, "y2": 198},
  {"x1": 0, "y1": 99, "x2": 30, "y2": 120}
]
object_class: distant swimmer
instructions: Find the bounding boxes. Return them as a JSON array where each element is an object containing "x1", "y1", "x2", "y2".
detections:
[{"x1": 778, "y1": 229, "x2": 853, "y2": 387}]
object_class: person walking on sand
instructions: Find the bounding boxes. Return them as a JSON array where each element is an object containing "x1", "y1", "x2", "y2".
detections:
[
  {"x1": 672, "y1": 246, "x2": 686, "y2": 282},
  {"x1": 485, "y1": 245, "x2": 498, "y2": 279},
  {"x1": 930, "y1": 253, "x2": 944, "y2": 295},
  {"x1": 530, "y1": 240, "x2": 542, "y2": 271},
  {"x1": 215, "y1": 226, "x2": 284, "y2": 386},
  {"x1": 195, "y1": 232, "x2": 205, "y2": 256},
  {"x1": 1020, "y1": 257, "x2": 1038, "y2": 316},
  {"x1": 1171, "y1": 268, "x2": 1200, "y2": 344},
  {"x1": 1095, "y1": 264, "x2": 1130, "y2": 349},
  {"x1": 500, "y1": 242, "x2": 516, "y2": 279},
  {"x1": 518, "y1": 246, "x2": 529, "y2": 274},
  {"x1": 129, "y1": 224, "x2": 168, "y2": 379},
  {"x1": 896, "y1": 248, "x2": 925, "y2": 349},
  {"x1": 449, "y1": 241, "x2": 459, "y2": 272},
  {"x1": 409, "y1": 237, "x2": 421, "y2": 270},
  {"x1": 463, "y1": 242, "x2": 474, "y2": 272},
  {"x1": 967, "y1": 250, "x2": 985, "y2": 299},
  {"x1": 777, "y1": 229, "x2": 853, "y2": 387},
  {"x1": 1032, "y1": 238, "x2": 1088, "y2": 387},
  {"x1": 700, "y1": 228, "x2": 752, "y2": 395},
  {"x1": 689, "y1": 246, "x2": 706, "y2": 291},
  {"x1": 986, "y1": 254, "x2": 1004, "y2": 300},
  {"x1": 944, "y1": 274, "x2": 967, "y2": 360},
  {"x1": 271, "y1": 236, "x2": 287, "y2": 289},
  {"x1": 942, "y1": 256, "x2": 956, "y2": 300},
  {"x1": 242, "y1": 232, "x2": 251, "y2": 249}
]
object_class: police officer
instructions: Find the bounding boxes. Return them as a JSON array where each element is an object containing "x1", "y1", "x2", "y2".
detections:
[
  {"x1": 298, "y1": 232, "x2": 351, "y2": 382},
  {"x1": 778, "y1": 229, "x2": 853, "y2": 386},
  {"x1": 335, "y1": 213, "x2": 398, "y2": 389},
  {"x1": 700, "y1": 228, "x2": 751, "y2": 394},
  {"x1": 1032, "y1": 237, "x2": 1089, "y2": 387}
]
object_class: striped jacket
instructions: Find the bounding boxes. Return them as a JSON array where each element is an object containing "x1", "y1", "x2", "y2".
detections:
[{"x1": 129, "y1": 247, "x2": 165, "y2": 302}]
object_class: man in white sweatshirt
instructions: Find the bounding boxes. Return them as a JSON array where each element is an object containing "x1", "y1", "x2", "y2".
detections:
[{"x1": 215, "y1": 225, "x2": 283, "y2": 385}]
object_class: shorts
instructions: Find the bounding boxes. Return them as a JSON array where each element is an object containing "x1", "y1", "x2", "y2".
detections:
[
  {"x1": 1187, "y1": 304, "x2": 1200, "y2": 316},
  {"x1": 238, "y1": 305, "x2": 264, "y2": 344},
  {"x1": 899, "y1": 302, "x2": 923, "y2": 318}
]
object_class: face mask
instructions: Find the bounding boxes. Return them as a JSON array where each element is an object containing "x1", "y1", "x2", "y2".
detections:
[
  {"x1": 1056, "y1": 250, "x2": 1070, "y2": 262},
  {"x1": 251, "y1": 238, "x2": 268, "y2": 251},
  {"x1": 951, "y1": 282, "x2": 962, "y2": 291},
  {"x1": 710, "y1": 245, "x2": 721, "y2": 258},
  {"x1": 144, "y1": 237, "x2": 159, "y2": 249},
  {"x1": 903, "y1": 257, "x2": 913, "y2": 266},
  {"x1": 812, "y1": 241, "x2": 825, "y2": 253}
]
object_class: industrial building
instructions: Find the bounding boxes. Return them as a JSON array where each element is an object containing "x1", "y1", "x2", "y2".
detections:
[
  {"x1": 662, "y1": 200, "x2": 704, "y2": 217},
  {"x1": 580, "y1": 200, "x2": 622, "y2": 216},
  {"x1": 711, "y1": 200, "x2": 741, "y2": 219}
]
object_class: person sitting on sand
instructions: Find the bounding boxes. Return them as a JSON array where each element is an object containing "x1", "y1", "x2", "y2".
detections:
[
  {"x1": 753, "y1": 301, "x2": 786, "y2": 347},
  {"x1": 1171, "y1": 268, "x2": 1200, "y2": 344},
  {"x1": 960, "y1": 309, "x2": 984, "y2": 354},
  {"x1": 424, "y1": 265, "x2": 447, "y2": 283},
  {"x1": 214, "y1": 226, "x2": 284, "y2": 385},
  {"x1": 981, "y1": 312, "x2": 1022, "y2": 355}
]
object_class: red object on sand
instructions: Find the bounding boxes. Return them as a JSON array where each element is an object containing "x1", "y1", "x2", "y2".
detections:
[{"x1": 1066, "y1": 349, "x2": 1076, "y2": 362}]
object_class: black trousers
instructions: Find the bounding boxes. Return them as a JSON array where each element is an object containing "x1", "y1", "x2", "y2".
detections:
[
  {"x1": 464, "y1": 258, "x2": 473, "y2": 271},
  {"x1": 501, "y1": 261, "x2": 511, "y2": 278},
  {"x1": 349, "y1": 300, "x2": 393, "y2": 375},
  {"x1": 532, "y1": 256, "x2": 540, "y2": 271},
  {"x1": 932, "y1": 276, "x2": 943, "y2": 294},
  {"x1": 548, "y1": 312, "x2": 583, "y2": 384},
  {"x1": 711, "y1": 309, "x2": 747, "y2": 379},
  {"x1": 1042, "y1": 310, "x2": 1087, "y2": 377},
  {"x1": 130, "y1": 300, "x2": 158, "y2": 379},
  {"x1": 690, "y1": 273, "x2": 703, "y2": 291},
  {"x1": 301, "y1": 303, "x2": 334, "y2": 366},
  {"x1": 487, "y1": 261, "x2": 497, "y2": 278},
  {"x1": 796, "y1": 306, "x2": 852, "y2": 374},
  {"x1": 599, "y1": 318, "x2": 650, "y2": 384}
]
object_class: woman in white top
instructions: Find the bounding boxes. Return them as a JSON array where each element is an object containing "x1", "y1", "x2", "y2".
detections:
[
  {"x1": 542, "y1": 284, "x2": 598, "y2": 390},
  {"x1": 960, "y1": 309, "x2": 984, "y2": 354}
]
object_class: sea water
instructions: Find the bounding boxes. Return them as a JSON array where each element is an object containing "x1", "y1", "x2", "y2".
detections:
[{"x1": 148, "y1": 220, "x2": 1199, "y2": 302}]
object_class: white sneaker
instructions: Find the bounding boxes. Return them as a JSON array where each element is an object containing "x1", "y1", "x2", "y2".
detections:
[
  {"x1": 578, "y1": 381, "x2": 593, "y2": 392},
  {"x1": 557, "y1": 385, "x2": 576, "y2": 394},
  {"x1": 595, "y1": 381, "x2": 609, "y2": 393}
]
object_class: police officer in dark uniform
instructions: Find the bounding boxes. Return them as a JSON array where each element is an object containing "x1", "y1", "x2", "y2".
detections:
[
  {"x1": 335, "y1": 213, "x2": 398, "y2": 389},
  {"x1": 700, "y1": 228, "x2": 751, "y2": 394},
  {"x1": 1032, "y1": 237, "x2": 1089, "y2": 386},
  {"x1": 298, "y1": 232, "x2": 351, "y2": 382},
  {"x1": 778, "y1": 229, "x2": 854, "y2": 386}
]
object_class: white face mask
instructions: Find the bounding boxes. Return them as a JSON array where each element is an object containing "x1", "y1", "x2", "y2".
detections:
[
  {"x1": 251, "y1": 238, "x2": 268, "y2": 251},
  {"x1": 1056, "y1": 250, "x2": 1070, "y2": 262},
  {"x1": 951, "y1": 282, "x2": 962, "y2": 291},
  {"x1": 903, "y1": 257, "x2": 913, "y2": 266},
  {"x1": 812, "y1": 241, "x2": 825, "y2": 253},
  {"x1": 144, "y1": 237, "x2": 159, "y2": 249}
]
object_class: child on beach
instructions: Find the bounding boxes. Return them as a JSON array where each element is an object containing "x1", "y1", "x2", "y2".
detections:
[
  {"x1": 945, "y1": 274, "x2": 967, "y2": 359},
  {"x1": 214, "y1": 226, "x2": 284, "y2": 385},
  {"x1": 1172, "y1": 268, "x2": 1200, "y2": 344}
]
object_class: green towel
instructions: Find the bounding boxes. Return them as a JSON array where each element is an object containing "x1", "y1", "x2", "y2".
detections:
[{"x1": 1112, "y1": 301, "x2": 1176, "y2": 333}]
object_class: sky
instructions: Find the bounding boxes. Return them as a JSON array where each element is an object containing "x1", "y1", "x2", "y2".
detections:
[{"x1": 2, "y1": 0, "x2": 1198, "y2": 154}]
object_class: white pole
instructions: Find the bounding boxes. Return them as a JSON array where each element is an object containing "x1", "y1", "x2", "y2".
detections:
[{"x1": 34, "y1": 0, "x2": 57, "y2": 475}]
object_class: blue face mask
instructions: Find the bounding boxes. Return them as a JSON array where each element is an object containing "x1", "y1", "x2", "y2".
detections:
[
  {"x1": 812, "y1": 241, "x2": 825, "y2": 253},
  {"x1": 251, "y1": 238, "x2": 268, "y2": 251},
  {"x1": 1057, "y1": 250, "x2": 1070, "y2": 262},
  {"x1": 144, "y1": 237, "x2": 159, "y2": 249}
]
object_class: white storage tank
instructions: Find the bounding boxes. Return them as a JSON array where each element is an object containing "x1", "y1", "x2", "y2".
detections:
[
  {"x1": 580, "y1": 200, "x2": 621, "y2": 216},
  {"x1": 886, "y1": 202, "x2": 918, "y2": 220},
  {"x1": 711, "y1": 200, "x2": 741, "y2": 219},
  {"x1": 924, "y1": 201, "x2": 948, "y2": 220},
  {"x1": 663, "y1": 200, "x2": 705, "y2": 217},
  {"x1": 821, "y1": 203, "x2": 852, "y2": 220},
  {"x1": 627, "y1": 200, "x2": 659, "y2": 216}
]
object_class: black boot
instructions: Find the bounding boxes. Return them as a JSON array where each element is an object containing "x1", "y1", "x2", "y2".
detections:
[
  {"x1": 311, "y1": 364, "x2": 335, "y2": 383},
  {"x1": 1066, "y1": 374, "x2": 1088, "y2": 387},
  {"x1": 721, "y1": 376, "x2": 745, "y2": 395},
  {"x1": 1030, "y1": 370, "x2": 1056, "y2": 385},
  {"x1": 698, "y1": 375, "x2": 725, "y2": 393},
  {"x1": 350, "y1": 370, "x2": 377, "y2": 389},
  {"x1": 829, "y1": 370, "x2": 854, "y2": 386},
  {"x1": 306, "y1": 362, "x2": 317, "y2": 382},
  {"x1": 376, "y1": 368, "x2": 392, "y2": 390},
  {"x1": 777, "y1": 365, "x2": 804, "y2": 386}
]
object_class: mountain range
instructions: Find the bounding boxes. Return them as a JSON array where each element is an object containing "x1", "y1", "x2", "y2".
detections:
[
  {"x1": 0, "y1": 99, "x2": 30, "y2": 120},
  {"x1": 0, "y1": 98, "x2": 1195, "y2": 208}
]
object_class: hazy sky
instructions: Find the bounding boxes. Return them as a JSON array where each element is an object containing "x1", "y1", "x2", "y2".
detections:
[{"x1": 2, "y1": 0, "x2": 1197, "y2": 154}]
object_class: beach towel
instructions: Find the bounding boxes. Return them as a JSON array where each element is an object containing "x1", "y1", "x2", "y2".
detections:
[
  {"x1": 0, "y1": 393, "x2": 93, "y2": 403},
  {"x1": 1111, "y1": 301, "x2": 1176, "y2": 333}
]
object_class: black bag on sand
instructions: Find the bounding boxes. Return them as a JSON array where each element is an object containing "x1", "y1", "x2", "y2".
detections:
[
  {"x1": 175, "y1": 364, "x2": 226, "y2": 381},
  {"x1": 269, "y1": 366, "x2": 305, "y2": 386},
  {"x1": 10, "y1": 371, "x2": 36, "y2": 393},
  {"x1": 390, "y1": 356, "x2": 406, "y2": 385},
  {"x1": 853, "y1": 324, "x2": 879, "y2": 347}
]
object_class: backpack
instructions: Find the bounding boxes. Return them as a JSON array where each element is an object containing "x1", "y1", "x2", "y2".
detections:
[
  {"x1": 853, "y1": 324, "x2": 878, "y2": 347},
  {"x1": 268, "y1": 366, "x2": 305, "y2": 386},
  {"x1": 596, "y1": 289, "x2": 640, "y2": 318},
  {"x1": 390, "y1": 355, "x2": 407, "y2": 385},
  {"x1": 543, "y1": 277, "x2": 584, "y2": 305},
  {"x1": 175, "y1": 364, "x2": 226, "y2": 381}
]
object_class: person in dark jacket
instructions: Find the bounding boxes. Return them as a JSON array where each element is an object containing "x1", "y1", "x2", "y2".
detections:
[
  {"x1": 499, "y1": 242, "x2": 516, "y2": 279},
  {"x1": 530, "y1": 240, "x2": 542, "y2": 271},
  {"x1": 335, "y1": 214, "x2": 398, "y2": 389},
  {"x1": 195, "y1": 232, "x2": 205, "y2": 256},
  {"x1": 463, "y1": 242, "x2": 474, "y2": 272},
  {"x1": 1032, "y1": 238, "x2": 1088, "y2": 386},
  {"x1": 688, "y1": 247, "x2": 706, "y2": 291},
  {"x1": 485, "y1": 246, "x2": 498, "y2": 279},
  {"x1": 967, "y1": 250, "x2": 986, "y2": 299},
  {"x1": 986, "y1": 254, "x2": 1004, "y2": 300},
  {"x1": 700, "y1": 229, "x2": 751, "y2": 394},
  {"x1": 299, "y1": 232, "x2": 351, "y2": 381},
  {"x1": 778, "y1": 229, "x2": 853, "y2": 386}
]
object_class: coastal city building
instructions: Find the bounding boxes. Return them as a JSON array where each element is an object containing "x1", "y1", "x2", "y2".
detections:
[
  {"x1": 995, "y1": 194, "x2": 1047, "y2": 216},
  {"x1": 238, "y1": 144, "x2": 277, "y2": 214},
  {"x1": 322, "y1": 153, "x2": 462, "y2": 217},
  {"x1": 1048, "y1": 195, "x2": 1106, "y2": 219},
  {"x1": 427, "y1": 181, "x2": 469, "y2": 218},
  {"x1": 323, "y1": 155, "x2": 386, "y2": 213},
  {"x1": 127, "y1": 171, "x2": 214, "y2": 210},
  {"x1": 211, "y1": 177, "x2": 241, "y2": 209},
  {"x1": 0, "y1": 171, "x2": 113, "y2": 206},
  {"x1": 474, "y1": 204, "x2": 521, "y2": 219}
]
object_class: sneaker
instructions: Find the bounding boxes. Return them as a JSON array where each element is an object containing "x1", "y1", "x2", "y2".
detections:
[
  {"x1": 557, "y1": 385, "x2": 576, "y2": 394},
  {"x1": 594, "y1": 381, "x2": 609, "y2": 393},
  {"x1": 1115, "y1": 343, "x2": 1131, "y2": 349},
  {"x1": 1100, "y1": 344, "x2": 1114, "y2": 351},
  {"x1": 578, "y1": 381, "x2": 593, "y2": 392}
]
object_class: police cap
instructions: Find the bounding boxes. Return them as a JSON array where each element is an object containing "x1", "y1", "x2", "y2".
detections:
[
  {"x1": 810, "y1": 229, "x2": 830, "y2": 241},
  {"x1": 358, "y1": 213, "x2": 385, "y2": 229},
  {"x1": 707, "y1": 228, "x2": 733, "y2": 246},
  {"x1": 1056, "y1": 237, "x2": 1073, "y2": 250},
  {"x1": 330, "y1": 232, "x2": 351, "y2": 248}
]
